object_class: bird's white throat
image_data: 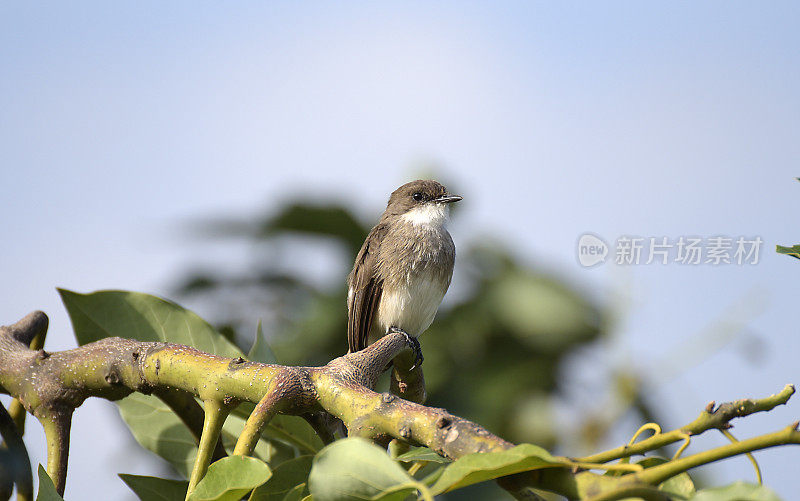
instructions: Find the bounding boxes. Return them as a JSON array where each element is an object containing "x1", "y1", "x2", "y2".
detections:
[{"x1": 401, "y1": 203, "x2": 449, "y2": 228}]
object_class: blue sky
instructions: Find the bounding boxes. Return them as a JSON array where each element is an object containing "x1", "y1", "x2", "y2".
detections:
[{"x1": 2, "y1": 2, "x2": 799, "y2": 499}]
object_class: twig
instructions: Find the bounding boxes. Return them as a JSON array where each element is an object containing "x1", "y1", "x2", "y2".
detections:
[
  {"x1": 577, "y1": 385, "x2": 795, "y2": 464},
  {"x1": 186, "y1": 400, "x2": 231, "y2": 499},
  {"x1": 719, "y1": 428, "x2": 762, "y2": 484},
  {"x1": 636, "y1": 422, "x2": 800, "y2": 486},
  {"x1": 233, "y1": 374, "x2": 292, "y2": 456},
  {"x1": 38, "y1": 408, "x2": 72, "y2": 497},
  {"x1": 155, "y1": 388, "x2": 227, "y2": 462}
]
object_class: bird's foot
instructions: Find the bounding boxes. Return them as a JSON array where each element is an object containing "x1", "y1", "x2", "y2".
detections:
[{"x1": 388, "y1": 326, "x2": 423, "y2": 370}]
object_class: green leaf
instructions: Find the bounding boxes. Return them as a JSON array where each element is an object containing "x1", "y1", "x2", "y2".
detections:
[
  {"x1": 35, "y1": 465, "x2": 64, "y2": 501},
  {"x1": 263, "y1": 203, "x2": 368, "y2": 254},
  {"x1": 688, "y1": 481, "x2": 781, "y2": 501},
  {"x1": 189, "y1": 456, "x2": 272, "y2": 501},
  {"x1": 262, "y1": 415, "x2": 324, "y2": 456},
  {"x1": 58, "y1": 289, "x2": 243, "y2": 358},
  {"x1": 119, "y1": 474, "x2": 189, "y2": 501},
  {"x1": 280, "y1": 484, "x2": 306, "y2": 501},
  {"x1": 489, "y1": 274, "x2": 599, "y2": 351},
  {"x1": 117, "y1": 393, "x2": 198, "y2": 478},
  {"x1": 394, "y1": 446, "x2": 451, "y2": 464},
  {"x1": 636, "y1": 457, "x2": 695, "y2": 498},
  {"x1": 248, "y1": 320, "x2": 277, "y2": 364},
  {"x1": 250, "y1": 456, "x2": 313, "y2": 501},
  {"x1": 117, "y1": 393, "x2": 290, "y2": 479},
  {"x1": 776, "y1": 245, "x2": 800, "y2": 260},
  {"x1": 429, "y1": 443, "x2": 563, "y2": 494},
  {"x1": 308, "y1": 437, "x2": 418, "y2": 501}
]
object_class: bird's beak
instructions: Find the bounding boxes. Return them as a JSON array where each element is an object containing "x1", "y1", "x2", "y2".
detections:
[{"x1": 434, "y1": 194, "x2": 463, "y2": 204}]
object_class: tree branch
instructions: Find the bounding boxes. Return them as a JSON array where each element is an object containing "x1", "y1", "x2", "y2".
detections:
[
  {"x1": 0, "y1": 310, "x2": 796, "y2": 500},
  {"x1": 39, "y1": 408, "x2": 72, "y2": 497},
  {"x1": 7, "y1": 315, "x2": 46, "y2": 437},
  {"x1": 186, "y1": 399, "x2": 231, "y2": 498},
  {"x1": 636, "y1": 422, "x2": 800, "y2": 486},
  {"x1": 577, "y1": 384, "x2": 795, "y2": 464},
  {"x1": 0, "y1": 313, "x2": 516, "y2": 494}
]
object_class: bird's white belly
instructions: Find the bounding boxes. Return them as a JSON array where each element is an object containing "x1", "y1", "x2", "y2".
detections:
[{"x1": 374, "y1": 271, "x2": 446, "y2": 339}]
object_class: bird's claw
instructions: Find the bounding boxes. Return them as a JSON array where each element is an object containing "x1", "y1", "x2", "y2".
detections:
[{"x1": 388, "y1": 326, "x2": 423, "y2": 370}]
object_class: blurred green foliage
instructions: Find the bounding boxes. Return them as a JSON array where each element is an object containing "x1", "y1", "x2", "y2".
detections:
[{"x1": 173, "y1": 194, "x2": 603, "y2": 452}]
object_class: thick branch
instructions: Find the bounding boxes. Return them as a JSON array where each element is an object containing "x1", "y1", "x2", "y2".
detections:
[
  {"x1": 8, "y1": 315, "x2": 46, "y2": 437},
  {"x1": 0, "y1": 318, "x2": 517, "y2": 494},
  {"x1": 0, "y1": 311, "x2": 796, "y2": 500}
]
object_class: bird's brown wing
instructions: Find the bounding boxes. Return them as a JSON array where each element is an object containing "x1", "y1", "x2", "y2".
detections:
[{"x1": 347, "y1": 224, "x2": 386, "y2": 353}]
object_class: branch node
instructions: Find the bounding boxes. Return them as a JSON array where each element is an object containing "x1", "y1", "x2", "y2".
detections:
[{"x1": 104, "y1": 371, "x2": 120, "y2": 385}]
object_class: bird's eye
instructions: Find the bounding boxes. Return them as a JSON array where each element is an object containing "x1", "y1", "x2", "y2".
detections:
[{"x1": 412, "y1": 192, "x2": 424, "y2": 202}]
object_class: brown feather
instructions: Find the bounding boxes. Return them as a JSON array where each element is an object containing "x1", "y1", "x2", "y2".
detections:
[{"x1": 347, "y1": 223, "x2": 387, "y2": 352}]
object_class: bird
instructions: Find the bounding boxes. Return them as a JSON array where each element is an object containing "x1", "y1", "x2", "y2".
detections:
[{"x1": 346, "y1": 179, "x2": 461, "y2": 367}]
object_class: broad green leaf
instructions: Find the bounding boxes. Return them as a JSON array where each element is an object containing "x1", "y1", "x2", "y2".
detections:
[
  {"x1": 58, "y1": 289, "x2": 242, "y2": 358},
  {"x1": 636, "y1": 457, "x2": 695, "y2": 498},
  {"x1": 117, "y1": 393, "x2": 289, "y2": 479},
  {"x1": 394, "y1": 446, "x2": 450, "y2": 464},
  {"x1": 489, "y1": 274, "x2": 599, "y2": 351},
  {"x1": 248, "y1": 320, "x2": 277, "y2": 364},
  {"x1": 117, "y1": 393, "x2": 198, "y2": 478},
  {"x1": 250, "y1": 456, "x2": 313, "y2": 501},
  {"x1": 262, "y1": 415, "x2": 324, "y2": 456},
  {"x1": 688, "y1": 481, "x2": 781, "y2": 501},
  {"x1": 119, "y1": 474, "x2": 188, "y2": 501},
  {"x1": 263, "y1": 203, "x2": 368, "y2": 254},
  {"x1": 35, "y1": 465, "x2": 64, "y2": 501},
  {"x1": 308, "y1": 437, "x2": 418, "y2": 501},
  {"x1": 280, "y1": 484, "x2": 306, "y2": 501},
  {"x1": 776, "y1": 245, "x2": 800, "y2": 260},
  {"x1": 429, "y1": 443, "x2": 563, "y2": 494},
  {"x1": 189, "y1": 456, "x2": 272, "y2": 501}
]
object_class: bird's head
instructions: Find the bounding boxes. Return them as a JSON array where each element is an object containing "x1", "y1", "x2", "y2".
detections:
[{"x1": 383, "y1": 180, "x2": 462, "y2": 227}]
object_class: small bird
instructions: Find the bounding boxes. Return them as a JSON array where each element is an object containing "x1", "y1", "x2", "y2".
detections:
[{"x1": 347, "y1": 179, "x2": 461, "y2": 365}]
